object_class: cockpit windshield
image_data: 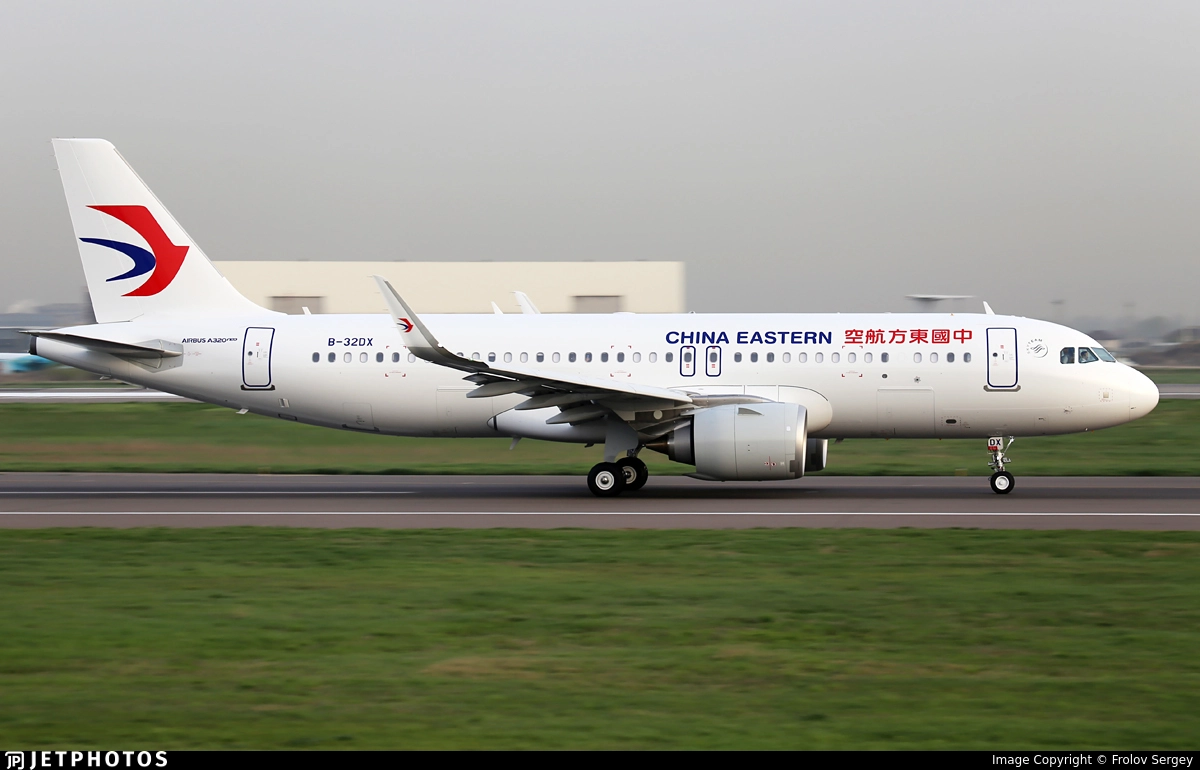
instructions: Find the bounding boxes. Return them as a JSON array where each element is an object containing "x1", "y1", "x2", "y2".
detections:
[{"x1": 1062, "y1": 346, "x2": 1116, "y2": 364}]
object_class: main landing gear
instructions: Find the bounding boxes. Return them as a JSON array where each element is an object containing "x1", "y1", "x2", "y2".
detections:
[
  {"x1": 587, "y1": 456, "x2": 648, "y2": 497},
  {"x1": 987, "y1": 436, "x2": 1015, "y2": 494}
]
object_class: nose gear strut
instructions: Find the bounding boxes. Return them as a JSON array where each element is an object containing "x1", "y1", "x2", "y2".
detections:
[{"x1": 987, "y1": 436, "x2": 1015, "y2": 494}]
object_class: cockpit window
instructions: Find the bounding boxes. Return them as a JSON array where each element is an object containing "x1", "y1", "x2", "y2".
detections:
[
  {"x1": 1093, "y1": 347, "x2": 1117, "y2": 362},
  {"x1": 1078, "y1": 347, "x2": 1100, "y2": 364},
  {"x1": 1060, "y1": 347, "x2": 1075, "y2": 364}
]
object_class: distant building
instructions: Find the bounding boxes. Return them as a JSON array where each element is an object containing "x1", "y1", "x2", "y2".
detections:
[
  {"x1": 215, "y1": 261, "x2": 685, "y2": 315},
  {"x1": 0, "y1": 301, "x2": 93, "y2": 352},
  {"x1": 1086, "y1": 330, "x2": 1122, "y2": 351},
  {"x1": 1164, "y1": 327, "x2": 1200, "y2": 344}
]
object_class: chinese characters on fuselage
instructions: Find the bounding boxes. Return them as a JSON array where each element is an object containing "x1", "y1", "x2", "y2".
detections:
[{"x1": 663, "y1": 329, "x2": 973, "y2": 346}]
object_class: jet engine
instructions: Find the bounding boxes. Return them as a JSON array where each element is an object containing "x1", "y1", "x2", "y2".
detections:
[{"x1": 647, "y1": 402, "x2": 807, "y2": 481}]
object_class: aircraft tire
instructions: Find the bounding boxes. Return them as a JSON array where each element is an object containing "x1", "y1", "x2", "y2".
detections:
[
  {"x1": 990, "y1": 471, "x2": 1015, "y2": 495},
  {"x1": 588, "y1": 462, "x2": 627, "y2": 497},
  {"x1": 616, "y1": 457, "x2": 649, "y2": 491}
]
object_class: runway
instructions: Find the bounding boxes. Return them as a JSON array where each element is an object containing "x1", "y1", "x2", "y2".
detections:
[{"x1": 1, "y1": 474, "x2": 1198, "y2": 529}]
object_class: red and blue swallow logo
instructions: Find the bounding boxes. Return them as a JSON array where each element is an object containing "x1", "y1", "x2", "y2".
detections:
[
  {"x1": 397, "y1": 318, "x2": 415, "y2": 333},
  {"x1": 80, "y1": 205, "x2": 189, "y2": 297}
]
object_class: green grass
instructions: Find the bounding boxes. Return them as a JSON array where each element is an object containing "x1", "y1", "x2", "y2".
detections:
[
  {"x1": 0, "y1": 400, "x2": 1197, "y2": 475},
  {"x1": 1136, "y1": 367, "x2": 1200, "y2": 384},
  {"x1": 0, "y1": 528, "x2": 1197, "y2": 749}
]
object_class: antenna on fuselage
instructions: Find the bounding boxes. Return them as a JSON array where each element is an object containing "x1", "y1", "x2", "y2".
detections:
[{"x1": 905, "y1": 294, "x2": 975, "y2": 313}]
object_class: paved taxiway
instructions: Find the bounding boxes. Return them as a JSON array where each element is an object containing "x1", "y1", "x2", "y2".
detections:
[{"x1": 1, "y1": 474, "x2": 1197, "y2": 529}]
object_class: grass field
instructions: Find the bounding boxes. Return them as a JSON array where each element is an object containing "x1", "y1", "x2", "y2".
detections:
[
  {"x1": 1, "y1": 528, "x2": 1197, "y2": 749},
  {"x1": 0, "y1": 400, "x2": 1196, "y2": 475},
  {"x1": 1136, "y1": 367, "x2": 1200, "y2": 384}
]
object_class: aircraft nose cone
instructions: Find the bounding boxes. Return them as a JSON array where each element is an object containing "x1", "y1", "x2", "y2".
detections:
[{"x1": 1128, "y1": 370, "x2": 1160, "y2": 420}]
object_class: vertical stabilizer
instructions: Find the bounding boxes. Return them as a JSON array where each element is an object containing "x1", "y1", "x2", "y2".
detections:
[{"x1": 52, "y1": 138, "x2": 271, "y2": 322}]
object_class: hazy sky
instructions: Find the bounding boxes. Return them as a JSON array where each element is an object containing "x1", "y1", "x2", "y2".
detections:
[{"x1": 3, "y1": 1, "x2": 1199, "y2": 323}]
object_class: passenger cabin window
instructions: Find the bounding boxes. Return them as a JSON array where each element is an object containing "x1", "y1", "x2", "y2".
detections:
[
  {"x1": 766, "y1": 352, "x2": 775, "y2": 363},
  {"x1": 536, "y1": 352, "x2": 544, "y2": 363},
  {"x1": 343, "y1": 352, "x2": 352, "y2": 363},
  {"x1": 881, "y1": 352, "x2": 889, "y2": 363},
  {"x1": 488, "y1": 352, "x2": 496, "y2": 363},
  {"x1": 1078, "y1": 347, "x2": 1100, "y2": 364},
  {"x1": 734, "y1": 352, "x2": 743, "y2": 363},
  {"x1": 679, "y1": 351, "x2": 688, "y2": 363},
  {"x1": 617, "y1": 352, "x2": 625, "y2": 363},
  {"x1": 783, "y1": 352, "x2": 791, "y2": 363},
  {"x1": 649, "y1": 352, "x2": 657, "y2": 363},
  {"x1": 504, "y1": 352, "x2": 513, "y2": 363},
  {"x1": 799, "y1": 352, "x2": 807, "y2": 363},
  {"x1": 913, "y1": 352, "x2": 922, "y2": 363},
  {"x1": 946, "y1": 352, "x2": 954, "y2": 363},
  {"x1": 750, "y1": 352, "x2": 758, "y2": 363},
  {"x1": 665, "y1": 352, "x2": 673, "y2": 363},
  {"x1": 633, "y1": 352, "x2": 641, "y2": 363},
  {"x1": 864, "y1": 352, "x2": 873, "y2": 363},
  {"x1": 930, "y1": 352, "x2": 938, "y2": 363},
  {"x1": 360, "y1": 352, "x2": 368, "y2": 363},
  {"x1": 601, "y1": 352, "x2": 609, "y2": 363},
  {"x1": 376, "y1": 352, "x2": 383, "y2": 362},
  {"x1": 569, "y1": 352, "x2": 576, "y2": 363},
  {"x1": 552, "y1": 352, "x2": 561, "y2": 363},
  {"x1": 815, "y1": 352, "x2": 823, "y2": 363},
  {"x1": 392, "y1": 352, "x2": 400, "y2": 363},
  {"x1": 847, "y1": 352, "x2": 855, "y2": 363},
  {"x1": 963, "y1": 352, "x2": 972, "y2": 363},
  {"x1": 312, "y1": 352, "x2": 319, "y2": 363},
  {"x1": 521, "y1": 352, "x2": 529, "y2": 363},
  {"x1": 831, "y1": 352, "x2": 840, "y2": 363},
  {"x1": 408, "y1": 353, "x2": 416, "y2": 363},
  {"x1": 586, "y1": 352, "x2": 593, "y2": 362}
]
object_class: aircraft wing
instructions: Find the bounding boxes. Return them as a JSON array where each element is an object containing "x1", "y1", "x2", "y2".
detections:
[{"x1": 373, "y1": 276, "x2": 694, "y2": 423}]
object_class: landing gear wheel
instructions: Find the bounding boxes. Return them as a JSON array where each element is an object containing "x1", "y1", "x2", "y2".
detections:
[
  {"x1": 990, "y1": 471, "x2": 1015, "y2": 495},
  {"x1": 588, "y1": 462, "x2": 627, "y2": 497},
  {"x1": 616, "y1": 457, "x2": 649, "y2": 491}
]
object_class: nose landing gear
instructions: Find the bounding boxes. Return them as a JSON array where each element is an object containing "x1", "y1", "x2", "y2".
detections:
[{"x1": 987, "y1": 436, "x2": 1015, "y2": 494}]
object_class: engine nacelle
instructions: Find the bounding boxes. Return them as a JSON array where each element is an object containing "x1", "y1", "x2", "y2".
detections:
[{"x1": 651, "y1": 403, "x2": 808, "y2": 481}]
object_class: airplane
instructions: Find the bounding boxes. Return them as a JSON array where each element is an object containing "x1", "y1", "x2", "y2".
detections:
[
  {"x1": 0, "y1": 352, "x2": 58, "y2": 374},
  {"x1": 27, "y1": 139, "x2": 1160, "y2": 496}
]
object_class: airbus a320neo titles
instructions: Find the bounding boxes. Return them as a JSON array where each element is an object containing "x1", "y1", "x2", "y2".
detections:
[{"x1": 27, "y1": 139, "x2": 1160, "y2": 495}]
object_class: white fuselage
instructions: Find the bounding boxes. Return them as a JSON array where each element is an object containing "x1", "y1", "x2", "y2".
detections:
[{"x1": 35, "y1": 311, "x2": 1159, "y2": 444}]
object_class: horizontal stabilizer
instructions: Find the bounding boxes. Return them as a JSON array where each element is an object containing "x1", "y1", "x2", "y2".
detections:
[{"x1": 25, "y1": 331, "x2": 182, "y2": 359}]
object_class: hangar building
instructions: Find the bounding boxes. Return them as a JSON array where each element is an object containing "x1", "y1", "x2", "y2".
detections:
[{"x1": 214, "y1": 262, "x2": 685, "y2": 315}]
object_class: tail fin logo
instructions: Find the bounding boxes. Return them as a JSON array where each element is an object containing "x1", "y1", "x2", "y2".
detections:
[{"x1": 79, "y1": 205, "x2": 189, "y2": 297}]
